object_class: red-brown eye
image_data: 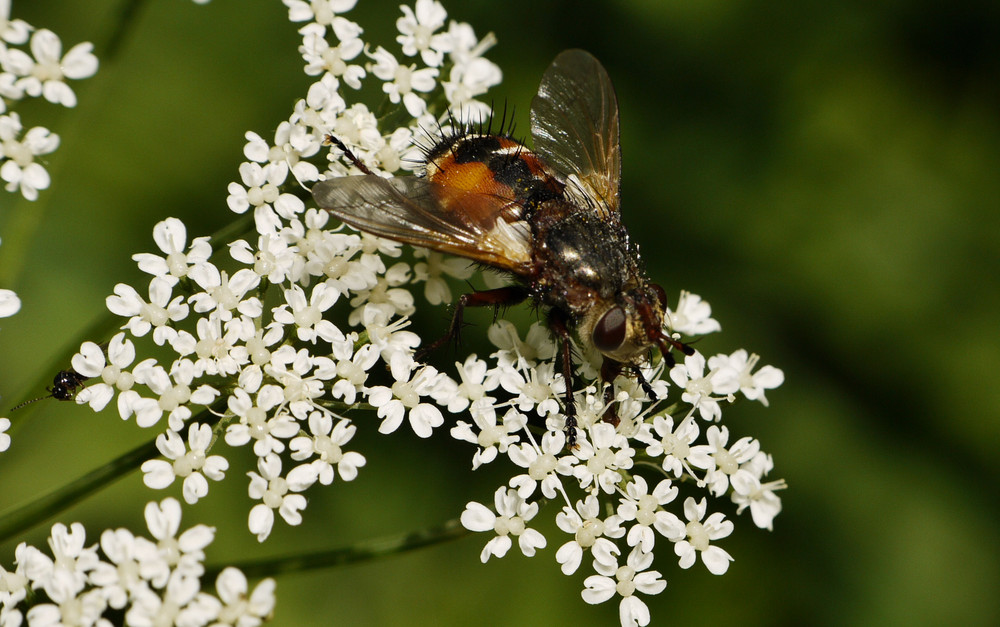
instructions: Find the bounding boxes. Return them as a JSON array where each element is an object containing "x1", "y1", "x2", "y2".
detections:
[
  {"x1": 593, "y1": 306, "x2": 627, "y2": 352},
  {"x1": 651, "y1": 283, "x2": 667, "y2": 308}
]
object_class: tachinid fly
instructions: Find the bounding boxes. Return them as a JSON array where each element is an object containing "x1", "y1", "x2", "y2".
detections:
[{"x1": 312, "y1": 49, "x2": 691, "y2": 447}]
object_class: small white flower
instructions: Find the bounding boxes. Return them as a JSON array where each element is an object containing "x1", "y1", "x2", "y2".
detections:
[
  {"x1": 72, "y1": 333, "x2": 137, "y2": 412},
  {"x1": 636, "y1": 413, "x2": 700, "y2": 478},
  {"x1": 247, "y1": 453, "x2": 318, "y2": 542},
  {"x1": 225, "y1": 385, "x2": 299, "y2": 457},
  {"x1": 662, "y1": 497, "x2": 734, "y2": 575},
  {"x1": 188, "y1": 265, "x2": 263, "y2": 322},
  {"x1": 442, "y1": 55, "x2": 501, "y2": 113},
  {"x1": 506, "y1": 360, "x2": 563, "y2": 418},
  {"x1": 227, "y1": 161, "x2": 304, "y2": 226},
  {"x1": 731, "y1": 451, "x2": 786, "y2": 531},
  {"x1": 442, "y1": 355, "x2": 499, "y2": 412},
  {"x1": 212, "y1": 568, "x2": 276, "y2": 627},
  {"x1": 688, "y1": 425, "x2": 760, "y2": 497},
  {"x1": 572, "y1": 422, "x2": 635, "y2": 494},
  {"x1": 411, "y1": 250, "x2": 474, "y2": 305},
  {"x1": 90, "y1": 527, "x2": 148, "y2": 609},
  {"x1": 0, "y1": 112, "x2": 59, "y2": 200},
  {"x1": 26, "y1": 572, "x2": 107, "y2": 626},
  {"x1": 106, "y1": 277, "x2": 189, "y2": 346},
  {"x1": 131, "y1": 358, "x2": 219, "y2": 430},
  {"x1": 581, "y1": 545, "x2": 666, "y2": 627},
  {"x1": 290, "y1": 411, "x2": 366, "y2": 484},
  {"x1": 508, "y1": 429, "x2": 576, "y2": 500},
  {"x1": 554, "y1": 495, "x2": 624, "y2": 575},
  {"x1": 0, "y1": 0, "x2": 31, "y2": 45},
  {"x1": 3, "y1": 28, "x2": 98, "y2": 107},
  {"x1": 324, "y1": 103, "x2": 383, "y2": 165},
  {"x1": 306, "y1": 230, "x2": 380, "y2": 294},
  {"x1": 141, "y1": 498, "x2": 215, "y2": 586},
  {"x1": 0, "y1": 417, "x2": 11, "y2": 452},
  {"x1": 126, "y1": 571, "x2": 219, "y2": 626},
  {"x1": 708, "y1": 349, "x2": 784, "y2": 406},
  {"x1": 243, "y1": 123, "x2": 321, "y2": 193},
  {"x1": 299, "y1": 22, "x2": 366, "y2": 88},
  {"x1": 366, "y1": 365, "x2": 446, "y2": 438},
  {"x1": 132, "y1": 217, "x2": 212, "y2": 283},
  {"x1": 178, "y1": 314, "x2": 254, "y2": 377},
  {"x1": 450, "y1": 403, "x2": 525, "y2": 469},
  {"x1": 263, "y1": 346, "x2": 335, "y2": 419},
  {"x1": 141, "y1": 423, "x2": 229, "y2": 504},
  {"x1": 488, "y1": 320, "x2": 557, "y2": 367},
  {"x1": 0, "y1": 287, "x2": 21, "y2": 317},
  {"x1": 669, "y1": 352, "x2": 739, "y2": 422},
  {"x1": 461, "y1": 487, "x2": 546, "y2": 562},
  {"x1": 667, "y1": 291, "x2": 721, "y2": 336},
  {"x1": 41, "y1": 521, "x2": 100, "y2": 598},
  {"x1": 348, "y1": 260, "x2": 415, "y2": 325},
  {"x1": 368, "y1": 45, "x2": 438, "y2": 117},
  {"x1": 282, "y1": 0, "x2": 358, "y2": 27},
  {"x1": 230, "y1": 234, "x2": 301, "y2": 285},
  {"x1": 616, "y1": 476, "x2": 679, "y2": 552},
  {"x1": 395, "y1": 0, "x2": 451, "y2": 67},
  {"x1": 273, "y1": 282, "x2": 343, "y2": 343}
]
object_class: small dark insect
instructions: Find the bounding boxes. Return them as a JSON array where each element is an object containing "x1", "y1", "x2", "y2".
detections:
[
  {"x1": 313, "y1": 49, "x2": 691, "y2": 447},
  {"x1": 10, "y1": 369, "x2": 90, "y2": 411}
]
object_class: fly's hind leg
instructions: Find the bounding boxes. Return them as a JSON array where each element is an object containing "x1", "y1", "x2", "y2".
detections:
[{"x1": 416, "y1": 285, "x2": 529, "y2": 361}]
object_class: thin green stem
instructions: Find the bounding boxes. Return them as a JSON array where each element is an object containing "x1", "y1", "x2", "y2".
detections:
[
  {"x1": 204, "y1": 518, "x2": 469, "y2": 581},
  {"x1": 0, "y1": 436, "x2": 158, "y2": 543},
  {"x1": 0, "y1": 403, "x2": 223, "y2": 543},
  {"x1": 100, "y1": 0, "x2": 152, "y2": 63},
  {"x1": 206, "y1": 211, "x2": 255, "y2": 252}
]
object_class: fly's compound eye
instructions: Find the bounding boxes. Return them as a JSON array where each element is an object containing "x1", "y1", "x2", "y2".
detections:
[
  {"x1": 593, "y1": 306, "x2": 627, "y2": 353},
  {"x1": 651, "y1": 283, "x2": 668, "y2": 309}
]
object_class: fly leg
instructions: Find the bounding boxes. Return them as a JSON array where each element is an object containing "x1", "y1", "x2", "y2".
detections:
[
  {"x1": 416, "y1": 286, "x2": 529, "y2": 360},
  {"x1": 600, "y1": 359, "x2": 623, "y2": 427},
  {"x1": 548, "y1": 310, "x2": 578, "y2": 449},
  {"x1": 600, "y1": 361, "x2": 659, "y2": 427},
  {"x1": 632, "y1": 365, "x2": 657, "y2": 400}
]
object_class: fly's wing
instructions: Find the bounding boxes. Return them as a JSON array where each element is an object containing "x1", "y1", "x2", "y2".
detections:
[
  {"x1": 312, "y1": 175, "x2": 534, "y2": 275},
  {"x1": 530, "y1": 49, "x2": 621, "y2": 216}
]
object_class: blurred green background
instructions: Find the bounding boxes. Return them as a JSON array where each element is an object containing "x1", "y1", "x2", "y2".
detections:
[{"x1": 1, "y1": 0, "x2": 999, "y2": 625}]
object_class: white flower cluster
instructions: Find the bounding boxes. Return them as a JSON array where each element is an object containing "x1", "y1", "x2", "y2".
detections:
[
  {"x1": 0, "y1": 0, "x2": 98, "y2": 200},
  {"x1": 0, "y1": 498, "x2": 275, "y2": 627},
  {"x1": 66, "y1": 0, "x2": 503, "y2": 545},
  {"x1": 1, "y1": 1, "x2": 786, "y2": 626},
  {"x1": 458, "y1": 314, "x2": 785, "y2": 625}
]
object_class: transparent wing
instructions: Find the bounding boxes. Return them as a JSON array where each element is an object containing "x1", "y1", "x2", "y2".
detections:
[
  {"x1": 312, "y1": 175, "x2": 534, "y2": 274},
  {"x1": 530, "y1": 49, "x2": 621, "y2": 215}
]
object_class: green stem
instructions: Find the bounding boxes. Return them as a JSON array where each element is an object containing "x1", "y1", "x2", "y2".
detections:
[
  {"x1": 100, "y1": 0, "x2": 152, "y2": 63},
  {"x1": 206, "y1": 211, "x2": 255, "y2": 251},
  {"x1": 0, "y1": 403, "x2": 223, "y2": 543},
  {"x1": 0, "y1": 436, "x2": 158, "y2": 543},
  {"x1": 204, "y1": 518, "x2": 469, "y2": 581}
]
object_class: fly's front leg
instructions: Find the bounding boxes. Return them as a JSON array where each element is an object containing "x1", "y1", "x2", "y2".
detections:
[
  {"x1": 548, "y1": 309, "x2": 578, "y2": 449},
  {"x1": 601, "y1": 361, "x2": 658, "y2": 427},
  {"x1": 416, "y1": 285, "x2": 529, "y2": 360},
  {"x1": 600, "y1": 359, "x2": 623, "y2": 427},
  {"x1": 631, "y1": 365, "x2": 657, "y2": 400}
]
